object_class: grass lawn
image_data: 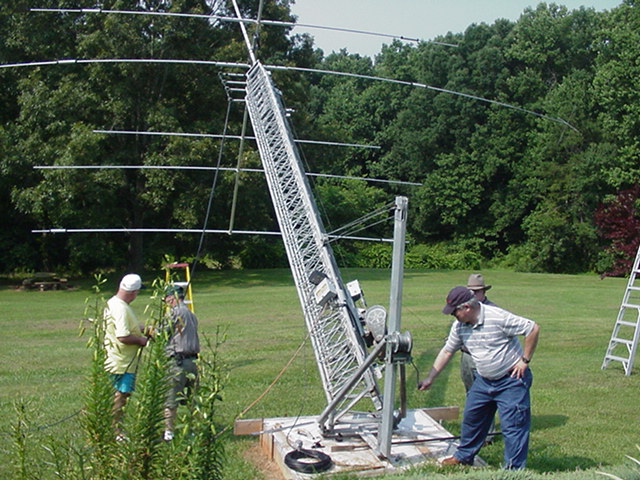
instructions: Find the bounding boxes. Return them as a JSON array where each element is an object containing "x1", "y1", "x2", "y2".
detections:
[{"x1": 1, "y1": 268, "x2": 639, "y2": 479}]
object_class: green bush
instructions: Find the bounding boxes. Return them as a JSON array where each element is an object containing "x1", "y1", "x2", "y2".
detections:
[
  {"x1": 341, "y1": 242, "x2": 484, "y2": 270},
  {"x1": 237, "y1": 237, "x2": 287, "y2": 269},
  {"x1": 405, "y1": 243, "x2": 483, "y2": 270},
  {"x1": 512, "y1": 205, "x2": 598, "y2": 273},
  {"x1": 354, "y1": 243, "x2": 393, "y2": 268}
]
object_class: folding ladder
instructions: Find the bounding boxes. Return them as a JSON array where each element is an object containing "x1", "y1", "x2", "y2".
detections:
[
  {"x1": 164, "y1": 262, "x2": 195, "y2": 313},
  {"x1": 602, "y1": 244, "x2": 640, "y2": 375}
]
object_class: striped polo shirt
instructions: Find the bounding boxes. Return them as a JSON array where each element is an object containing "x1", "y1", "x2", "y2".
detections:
[{"x1": 444, "y1": 304, "x2": 536, "y2": 380}]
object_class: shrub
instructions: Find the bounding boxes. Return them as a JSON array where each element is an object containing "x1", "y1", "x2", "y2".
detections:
[
  {"x1": 237, "y1": 237, "x2": 287, "y2": 269},
  {"x1": 354, "y1": 243, "x2": 393, "y2": 268},
  {"x1": 405, "y1": 243, "x2": 483, "y2": 270},
  {"x1": 594, "y1": 184, "x2": 640, "y2": 277}
]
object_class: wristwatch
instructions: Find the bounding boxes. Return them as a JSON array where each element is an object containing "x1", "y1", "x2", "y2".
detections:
[{"x1": 521, "y1": 356, "x2": 531, "y2": 364}]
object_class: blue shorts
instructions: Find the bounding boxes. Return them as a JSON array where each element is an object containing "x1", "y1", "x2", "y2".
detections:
[{"x1": 110, "y1": 373, "x2": 136, "y2": 394}]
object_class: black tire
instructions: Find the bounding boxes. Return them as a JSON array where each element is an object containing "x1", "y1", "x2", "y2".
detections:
[{"x1": 284, "y1": 448, "x2": 333, "y2": 474}]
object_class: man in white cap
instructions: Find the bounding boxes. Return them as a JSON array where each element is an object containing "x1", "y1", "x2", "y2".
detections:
[{"x1": 104, "y1": 273, "x2": 149, "y2": 438}]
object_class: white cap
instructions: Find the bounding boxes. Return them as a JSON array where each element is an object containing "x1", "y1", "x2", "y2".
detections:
[{"x1": 119, "y1": 273, "x2": 142, "y2": 292}]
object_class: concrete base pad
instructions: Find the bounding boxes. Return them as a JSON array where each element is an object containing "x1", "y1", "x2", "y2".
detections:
[{"x1": 252, "y1": 409, "x2": 485, "y2": 478}]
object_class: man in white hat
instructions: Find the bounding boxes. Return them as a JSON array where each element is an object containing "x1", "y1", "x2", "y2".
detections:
[{"x1": 104, "y1": 273, "x2": 149, "y2": 438}]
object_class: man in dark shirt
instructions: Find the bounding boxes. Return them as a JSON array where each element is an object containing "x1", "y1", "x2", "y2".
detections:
[{"x1": 163, "y1": 285, "x2": 200, "y2": 441}]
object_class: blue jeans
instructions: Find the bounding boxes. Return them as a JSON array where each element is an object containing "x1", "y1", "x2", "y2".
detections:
[{"x1": 454, "y1": 368, "x2": 533, "y2": 469}]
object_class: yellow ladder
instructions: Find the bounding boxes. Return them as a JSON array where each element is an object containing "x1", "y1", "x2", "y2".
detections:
[{"x1": 164, "y1": 262, "x2": 195, "y2": 313}]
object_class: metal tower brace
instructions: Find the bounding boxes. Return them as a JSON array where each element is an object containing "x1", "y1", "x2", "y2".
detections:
[
  {"x1": 377, "y1": 196, "x2": 409, "y2": 458},
  {"x1": 245, "y1": 61, "x2": 382, "y2": 429}
]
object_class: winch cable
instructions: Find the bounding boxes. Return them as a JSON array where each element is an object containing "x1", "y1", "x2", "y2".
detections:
[
  {"x1": 409, "y1": 358, "x2": 422, "y2": 389},
  {"x1": 328, "y1": 215, "x2": 393, "y2": 243},
  {"x1": 0, "y1": 409, "x2": 83, "y2": 437},
  {"x1": 284, "y1": 354, "x2": 333, "y2": 477},
  {"x1": 284, "y1": 448, "x2": 333, "y2": 474}
]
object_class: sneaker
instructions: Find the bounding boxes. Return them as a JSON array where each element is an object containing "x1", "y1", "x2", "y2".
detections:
[{"x1": 163, "y1": 430, "x2": 174, "y2": 442}]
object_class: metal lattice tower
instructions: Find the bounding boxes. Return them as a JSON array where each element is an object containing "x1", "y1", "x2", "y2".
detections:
[{"x1": 245, "y1": 61, "x2": 382, "y2": 428}]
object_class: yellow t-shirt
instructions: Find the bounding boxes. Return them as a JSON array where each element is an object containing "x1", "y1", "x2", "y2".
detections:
[{"x1": 104, "y1": 296, "x2": 143, "y2": 374}]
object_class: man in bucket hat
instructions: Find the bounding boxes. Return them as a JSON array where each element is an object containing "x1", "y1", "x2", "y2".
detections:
[
  {"x1": 419, "y1": 286, "x2": 540, "y2": 469},
  {"x1": 467, "y1": 273, "x2": 492, "y2": 302},
  {"x1": 462, "y1": 274, "x2": 498, "y2": 440}
]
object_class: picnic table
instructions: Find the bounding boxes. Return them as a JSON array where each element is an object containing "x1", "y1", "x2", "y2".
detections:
[{"x1": 21, "y1": 272, "x2": 69, "y2": 291}]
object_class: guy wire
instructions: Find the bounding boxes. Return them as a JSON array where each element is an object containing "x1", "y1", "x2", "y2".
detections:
[
  {"x1": 188, "y1": 98, "x2": 233, "y2": 283},
  {"x1": 326, "y1": 202, "x2": 396, "y2": 242},
  {"x1": 216, "y1": 334, "x2": 309, "y2": 438}
]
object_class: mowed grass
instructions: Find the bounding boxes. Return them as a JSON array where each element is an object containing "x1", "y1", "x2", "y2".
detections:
[{"x1": 1, "y1": 269, "x2": 639, "y2": 479}]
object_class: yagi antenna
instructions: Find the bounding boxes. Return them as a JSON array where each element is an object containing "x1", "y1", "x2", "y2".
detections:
[
  {"x1": 13, "y1": 10, "x2": 574, "y2": 131},
  {"x1": 31, "y1": 228, "x2": 394, "y2": 243},
  {"x1": 1, "y1": 57, "x2": 578, "y2": 131},
  {"x1": 93, "y1": 129, "x2": 382, "y2": 150},
  {"x1": 265, "y1": 64, "x2": 580, "y2": 133},
  {"x1": 0, "y1": 58, "x2": 249, "y2": 70},
  {"x1": 34, "y1": 164, "x2": 422, "y2": 187},
  {"x1": 30, "y1": 8, "x2": 457, "y2": 48}
]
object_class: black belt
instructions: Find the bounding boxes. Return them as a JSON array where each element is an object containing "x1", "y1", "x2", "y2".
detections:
[{"x1": 172, "y1": 353, "x2": 198, "y2": 360}]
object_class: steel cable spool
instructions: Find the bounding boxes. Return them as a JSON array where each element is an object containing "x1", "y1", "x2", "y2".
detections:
[{"x1": 284, "y1": 448, "x2": 332, "y2": 474}]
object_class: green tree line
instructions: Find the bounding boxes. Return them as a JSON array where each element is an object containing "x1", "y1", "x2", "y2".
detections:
[{"x1": 1, "y1": 0, "x2": 638, "y2": 275}]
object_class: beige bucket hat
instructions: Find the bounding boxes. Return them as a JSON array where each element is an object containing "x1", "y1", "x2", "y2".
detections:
[{"x1": 467, "y1": 273, "x2": 491, "y2": 291}]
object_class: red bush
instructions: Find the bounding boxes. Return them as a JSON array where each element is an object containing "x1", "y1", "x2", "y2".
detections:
[{"x1": 594, "y1": 185, "x2": 640, "y2": 277}]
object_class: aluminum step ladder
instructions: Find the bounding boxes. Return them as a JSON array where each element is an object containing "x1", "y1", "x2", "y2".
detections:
[
  {"x1": 602, "y1": 244, "x2": 640, "y2": 375},
  {"x1": 164, "y1": 262, "x2": 195, "y2": 313},
  {"x1": 244, "y1": 61, "x2": 382, "y2": 430}
]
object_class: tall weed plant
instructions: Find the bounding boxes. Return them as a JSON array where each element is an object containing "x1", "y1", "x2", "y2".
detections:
[
  {"x1": 8, "y1": 275, "x2": 227, "y2": 480},
  {"x1": 9, "y1": 399, "x2": 43, "y2": 480},
  {"x1": 159, "y1": 330, "x2": 227, "y2": 480}
]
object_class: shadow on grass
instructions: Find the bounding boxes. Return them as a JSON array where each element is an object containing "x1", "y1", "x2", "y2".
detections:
[
  {"x1": 533, "y1": 414, "x2": 569, "y2": 430},
  {"x1": 528, "y1": 446, "x2": 601, "y2": 472}
]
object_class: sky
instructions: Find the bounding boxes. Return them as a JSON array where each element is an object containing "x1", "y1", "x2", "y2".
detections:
[{"x1": 289, "y1": 0, "x2": 623, "y2": 58}]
